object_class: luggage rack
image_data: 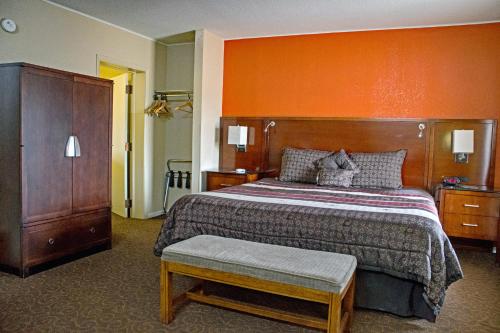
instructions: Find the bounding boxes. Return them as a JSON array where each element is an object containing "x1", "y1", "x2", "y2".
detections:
[{"x1": 163, "y1": 159, "x2": 192, "y2": 213}]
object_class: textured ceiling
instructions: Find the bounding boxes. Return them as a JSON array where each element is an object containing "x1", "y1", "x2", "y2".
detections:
[{"x1": 47, "y1": 0, "x2": 500, "y2": 40}]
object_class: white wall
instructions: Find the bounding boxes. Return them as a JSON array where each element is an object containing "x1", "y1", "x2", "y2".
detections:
[
  {"x1": 192, "y1": 30, "x2": 225, "y2": 192},
  {"x1": 152, "y1": 43, "x2": 195, "y2": 215},
  {"x1": 0, "y1": 0, "x2": 166, "y2": 218}
]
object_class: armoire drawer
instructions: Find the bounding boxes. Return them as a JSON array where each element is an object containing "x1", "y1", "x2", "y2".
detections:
[{"x1": 23, "y1": 211, "x2": 111, "y2": 266}]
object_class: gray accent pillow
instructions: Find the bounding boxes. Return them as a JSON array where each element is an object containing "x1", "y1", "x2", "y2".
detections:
[
  {"x1": 350, "y1": 150, "x2": 407, "y2": 189},
  {"x1": 314, "y1": 153, "x2": 339, "y2": 170},
  {"x1": 333, "y1": 149, "x2": 360, "y2": 173},
  {"x1": 317, "y1": 169, "x2": 355, "y2": 187},
  {"x1": 279, "y1": 147, "x2": 332, "y2": 183}
]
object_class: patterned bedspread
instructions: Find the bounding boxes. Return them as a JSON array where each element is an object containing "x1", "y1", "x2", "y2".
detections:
[{"x1": 154, "y1": 178, "x2": 463, "y2": 314}]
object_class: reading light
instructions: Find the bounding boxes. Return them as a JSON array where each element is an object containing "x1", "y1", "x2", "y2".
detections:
[
  {"x1": 417, "y1": 123, "x2": 425, "y2": 138},
  {"x1": 452, "y1": 130, "x2": 474, "y2": 163},
  {"x1": 228, "y1": 125, "x2": 248, "y2": 152},
  {"x1": 264, "y1": 121, "x2": 276, "y2": 133}
]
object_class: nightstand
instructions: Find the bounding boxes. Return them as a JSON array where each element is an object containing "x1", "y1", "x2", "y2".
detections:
[
  {"x1": 438, "y1": 187, "x2": 500, "y2": 262},
  {"x1": 205, "y1": 169, "x2": 276, "y2": 191}
]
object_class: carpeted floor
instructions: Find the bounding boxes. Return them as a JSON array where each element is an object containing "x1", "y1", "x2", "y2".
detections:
[{"x1": 1, "y1": 215, "x2": 499, "y2": 333}]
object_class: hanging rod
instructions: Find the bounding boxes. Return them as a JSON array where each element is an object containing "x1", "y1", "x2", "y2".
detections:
[{"x1": 155, "y1": 90, "x2": 193, "y2": 97}]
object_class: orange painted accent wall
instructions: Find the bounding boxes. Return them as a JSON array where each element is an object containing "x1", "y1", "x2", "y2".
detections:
[{"x1": 223, "y1": 23, "x2": 500, "y2": 187}]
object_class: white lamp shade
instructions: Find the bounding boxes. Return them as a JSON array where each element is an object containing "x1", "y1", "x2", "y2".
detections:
[
  {"x1": 228, "y1": 126, "x2": 248, "y2": 145},
  {"x1": 452, "y1": 130, "x2": 474, "y2": 154}
]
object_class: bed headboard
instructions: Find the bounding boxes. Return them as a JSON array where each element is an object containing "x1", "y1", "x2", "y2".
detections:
[{"x1": 219, "y1": 117, "x2": 497, "y2": 190}]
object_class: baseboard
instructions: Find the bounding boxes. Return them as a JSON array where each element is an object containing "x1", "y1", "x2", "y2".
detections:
[{"x1": 147, "y1": 210, "x2": 165, "y2": 219}]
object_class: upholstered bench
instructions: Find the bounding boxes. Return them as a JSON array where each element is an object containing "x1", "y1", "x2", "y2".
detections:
[{"x1": 160, "y1": 235, "x2": 357, "y2": 333}]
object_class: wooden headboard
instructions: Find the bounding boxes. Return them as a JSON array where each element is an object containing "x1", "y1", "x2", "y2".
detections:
[{"x1": 219, "y1": 117, "x2": 497, "y2": 190}]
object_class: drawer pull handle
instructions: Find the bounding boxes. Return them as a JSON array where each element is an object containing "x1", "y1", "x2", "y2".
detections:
[
  {"x1": 48, "y1": 238, "x2": 55, "y2": 245},
  {"x1": 462, "y1": 223, "x2": 479, "y2": 227},
  {"x1": 463, "y1": 204, "x2": 480, "y2": 208},
  {"x1": 90, "y1": 227, "x2": 96, "y2": 234},
  {"x1": 220, "y1": 183, "x2": 233, "y2": 187}
]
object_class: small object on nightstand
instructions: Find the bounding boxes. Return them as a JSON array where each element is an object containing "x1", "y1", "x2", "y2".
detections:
[
  {"x1": 205, "y1": 169, "x2": 276, "y2": 191},
  {"x1": 438, "y1": 187, "x2": 500, "y2": 263},
  {"x1": 235, "y1": 168, "x2": 246, "y2": 174},
  {"x1": 442, "y1": 176, "x2": 469, "y2": 187}
]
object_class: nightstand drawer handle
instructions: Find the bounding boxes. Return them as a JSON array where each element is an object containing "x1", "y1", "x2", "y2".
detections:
[
  {"x1": 90, "y1": 227, "x2": 96, "y2": 234},
  {"x1": 462, "y1": 223, "x2": 479, "y2": 227},
  {"x1": 463, "y1": 204, "x2": 480, "y2": 208},
  {"x1": 48, "y1": 238, "x2": 55, "y2": 245},
  {"x1": 220, "y1": 183, "x2": 233, "y2": 187}
]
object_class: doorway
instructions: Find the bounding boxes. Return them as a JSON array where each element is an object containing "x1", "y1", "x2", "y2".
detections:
[{"x1": 99, "y1": 62, "x2": 135, "y2": 218}]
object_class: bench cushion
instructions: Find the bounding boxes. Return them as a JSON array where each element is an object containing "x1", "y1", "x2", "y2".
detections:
[{"x1": 162, "y1": 235, "x2": 357, "y2": 294}]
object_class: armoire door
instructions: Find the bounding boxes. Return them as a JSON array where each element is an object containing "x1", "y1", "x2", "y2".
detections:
[
  {"x1": 72, "y1": 77, "x2": 112, "y2": 213},
  {"x1": 21, "y1": 68, "x2": 74, "y2": 223}
]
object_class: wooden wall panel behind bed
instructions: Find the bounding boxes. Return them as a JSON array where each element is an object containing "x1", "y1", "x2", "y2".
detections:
[
  {"x1": 219, "y1": 117, "x2": 497, "y2": 191},
  {"x1": 267, "y1": 119, "x2": 430, "y2": 188}
]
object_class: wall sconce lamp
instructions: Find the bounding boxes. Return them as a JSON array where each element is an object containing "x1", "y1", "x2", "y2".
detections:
[
  {"x1": 417, "y1": 123, "x2": 425, "y2": 138},
  {"x1": 452, "y1": 130, "x2": 474, "y2": 163},
  {"x1": 228, "y1": 125, "x2": 248, "y2": 152},
  {"x1": 264, "y1": 121, "x2": 276, "y2": 133}
]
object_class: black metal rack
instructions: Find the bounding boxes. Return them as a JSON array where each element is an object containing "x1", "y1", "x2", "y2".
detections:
[{"x1": 163, "y1": 159, "x2": 192, "y2": 213}]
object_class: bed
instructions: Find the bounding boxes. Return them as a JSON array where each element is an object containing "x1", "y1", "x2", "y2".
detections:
[{"x1": 154, "y1": 178, "x2": 463, "y2": 321}]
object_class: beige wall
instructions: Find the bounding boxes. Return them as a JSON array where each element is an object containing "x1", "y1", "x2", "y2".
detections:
[{"x1": 0, "y1": 0, "x2": 167, "y2": 218}]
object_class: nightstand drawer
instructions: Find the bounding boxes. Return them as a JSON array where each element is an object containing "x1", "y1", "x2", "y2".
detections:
[
  {"x1": 207, "y1": 174, "x2": 246, "y2": 191},
  {"x1": 443, "y1": 213, "x2": 497, "y2": 241},
  {"x1": 444, "y1": 194, "x2": 499, "y2": 217}
]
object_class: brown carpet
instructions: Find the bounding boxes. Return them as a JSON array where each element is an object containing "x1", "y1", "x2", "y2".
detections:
[{"x1": 1, "y1": 215, "x2": 499, "y2": 333}]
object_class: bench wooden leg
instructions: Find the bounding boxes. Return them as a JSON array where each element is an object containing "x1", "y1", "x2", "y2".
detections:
[
  {"x1": 328, "y1": 273, "x2": 356, "y2": 333},
  {"x1": 160, "y1": 261, "x2": 174, "y2": 324},
  {"x1": 328, "y1": 293, "x2": 341, "y2": 333},
  {"x1": 343, "y1": 274, "x2": 355, "y2": 332}
]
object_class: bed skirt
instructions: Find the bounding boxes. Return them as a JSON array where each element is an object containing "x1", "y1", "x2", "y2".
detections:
[{"x1": 355, "y1": 269, "x2": 436, "y2": 322}]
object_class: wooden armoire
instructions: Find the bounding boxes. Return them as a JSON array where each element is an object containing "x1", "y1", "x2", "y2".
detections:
[{"x1": 0, "y1": 63, "x2": 112, "y2": 277}]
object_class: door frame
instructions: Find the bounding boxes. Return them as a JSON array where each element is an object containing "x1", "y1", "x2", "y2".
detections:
[
  {"x1": 97, "y1": 56, "x2": 144, "y2": 218},
  {"x1": 106, "y1": 71, "x2": 130, "y2": 217}
]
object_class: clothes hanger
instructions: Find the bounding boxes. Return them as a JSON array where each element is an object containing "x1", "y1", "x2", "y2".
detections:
[
  {"x1": 145, "y1": 94, "x2": 160, "y2": 116},
  {"x1": 155, "y1": 96, "x2": 173, "y2": 118},
  {"x1": 175, "y1": 101, "x2": 192, "y2": 113},
  {"x1": 175, "y1": 93, "x2": 193, "y2": 113}
]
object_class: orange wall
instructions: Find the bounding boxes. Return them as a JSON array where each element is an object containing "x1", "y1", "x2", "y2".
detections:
[{"x1": 223, "y1": 23, "x2": 500, "y2": 187}]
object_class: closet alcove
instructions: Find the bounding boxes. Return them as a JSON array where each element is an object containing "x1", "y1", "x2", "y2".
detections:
[{"x1": 152, "y1": 32, "x2": 195, "y2": 214}]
